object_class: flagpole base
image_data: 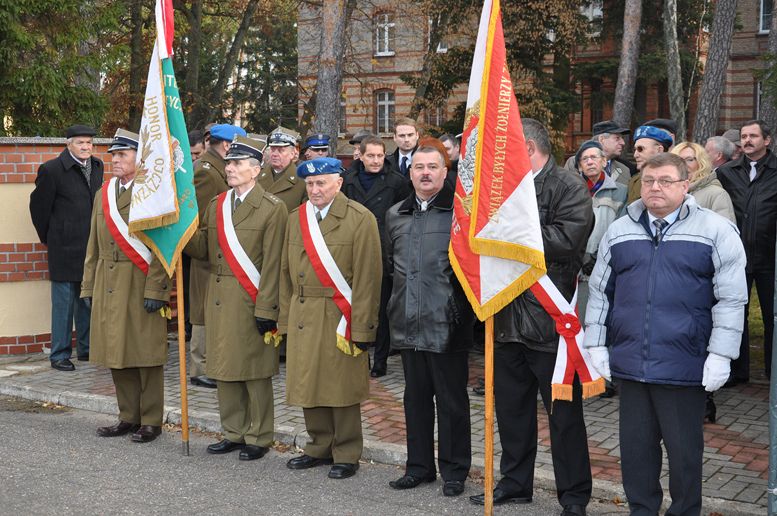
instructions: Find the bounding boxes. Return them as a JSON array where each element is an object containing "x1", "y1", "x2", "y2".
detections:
[{"x1": 181, "y1": 440, "x2": 190, "y2": 456}]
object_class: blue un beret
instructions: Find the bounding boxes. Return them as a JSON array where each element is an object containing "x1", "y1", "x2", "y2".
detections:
[
  {"x1": 296, "y1": 157, "x2": 343, "y2": 179},
  {"x1": 209, "y1": 124, "x2": 247, "y2": 143},
  {"x1": 633, "y1": 126, "x2": 673, "y2": 148}
]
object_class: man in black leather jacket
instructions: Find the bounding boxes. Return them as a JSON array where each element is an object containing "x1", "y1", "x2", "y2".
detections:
[
  {"x1": 384, "y1": 141, "x2": 474, "y2": 498},
  {"x1": 470, "y1": 119, "x2": 594, "y2": 516}
]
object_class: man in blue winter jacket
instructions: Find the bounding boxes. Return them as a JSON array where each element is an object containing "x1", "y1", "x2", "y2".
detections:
[{"x1": 584, "y1": 152, "x2": 747, "y2": 516}]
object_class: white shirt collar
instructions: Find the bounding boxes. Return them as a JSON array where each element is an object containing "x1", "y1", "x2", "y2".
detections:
[
  {"x1": 69, "y1": 151, "x2": 88, "y2": 167},
  {"x1": 316, "y1": 200, "x2": 334, "y2": 220},
  {"x1": 118, "y1": 178, "x2": 134, "y2": 190},
  {"x1": 234, "y1": 184, "x2": 254, "y2": 203},
  {"x1": 647, "y1": 206, "x2": 681, "y2": 235}
]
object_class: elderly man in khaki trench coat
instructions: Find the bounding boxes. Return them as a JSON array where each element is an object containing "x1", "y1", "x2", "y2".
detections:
[
  {"x1": 279, "y1": 157, "x2": 382, "y2": 480},
  {"x1": 81, "y1": 129, "x2": 170, "y2": 443},
  {"x1": 186, "y1": 136, "x2": 288, "y2": 461}
]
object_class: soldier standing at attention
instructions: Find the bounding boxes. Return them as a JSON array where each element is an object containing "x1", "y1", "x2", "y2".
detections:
[
  {"x1": 280, "y1": 157, "x2": 382, "y2": 479},
  {"x1": 258, "y1": 126, "x2": 308, "y2": 212},
  {"x1": 185, "y1": 136, "x2": 288, "y2": 461},
  {"x1": 189, "y1": 124, "x2": 247, "y2": 389},
  {"x1": 81, "y1": 129, "x2": 170, "y2": 443}
]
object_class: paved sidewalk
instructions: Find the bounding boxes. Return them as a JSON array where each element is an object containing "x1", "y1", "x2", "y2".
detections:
[{"x1": 0, "y1": 344, "x2": 768, "y2": 515}]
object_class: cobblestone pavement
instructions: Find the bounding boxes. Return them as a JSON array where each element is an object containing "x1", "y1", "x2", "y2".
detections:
[{"x1": 0, "y1": 344, "x2": 768, "y2": 514}]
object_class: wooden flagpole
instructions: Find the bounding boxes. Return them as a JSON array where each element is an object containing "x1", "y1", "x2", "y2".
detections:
[
  {"x1": 484, "y1": 316, "x2": 495, "y2": 515},
  {"x1": 175, "y1": 259, "x2": 190, "y2": 456}
]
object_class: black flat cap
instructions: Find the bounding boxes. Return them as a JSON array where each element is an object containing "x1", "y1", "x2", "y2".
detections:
[
  {"x1": 644, "y1": 118, "x2": 677, "y2": 135},
  {"x1": 592, "y1": 121, "x2": 630, "y2": 136},
  {"x1": 65, "y1": 125, "x2": 97, "y2": 138}
]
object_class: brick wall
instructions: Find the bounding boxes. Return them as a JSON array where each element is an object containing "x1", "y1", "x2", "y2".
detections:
[{"x1": 0, "y1": 243, "x2": 49, "y2": 282}]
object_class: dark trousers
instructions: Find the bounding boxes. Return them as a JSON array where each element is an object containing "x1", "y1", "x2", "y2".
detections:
[
  {"x1": 400, "y1": 349, "x2": 471, "y2": 482},
  {"x1": 50, "y1": 281, "x2": 90, "y2": 361},
  {"x1": 372, "y1": 275, "x2": 393, "y2": 369},
  {"x1": 732, "y1": 271, "x2": 774, "y2": 381},
  {"x1": 494, "y1": 342, "x2": 591, "y2": 507},
  {"x1": 619, "y1": 380, "x2": 705, "y2": 516}
]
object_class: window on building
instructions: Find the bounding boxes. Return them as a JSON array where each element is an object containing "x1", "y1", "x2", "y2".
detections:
[
  {"x1": 375, "y1": 90, "x2": 395, "y2": 134},
  {"x1": 339, "y1": 95, "x2": 347, "y2": 135},
  {"x1": 425, "y1": 104, "x2": 446, "y2": 127},
  {"x1": 375, "y1": 13, "x2": 395, "y2": 56},
  {"x1": 428, "y1": 16, "x2": 449, "y2": 53},
  {"x1": 582, "y1": 0, "x2": 603, "y2": 38},
  {"x1": 762, "y1": 0, "x2": 773, "y2": 33}
]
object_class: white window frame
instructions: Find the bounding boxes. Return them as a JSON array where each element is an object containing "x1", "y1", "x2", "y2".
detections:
[
  {"x1": 374, "y1": 13, "x2": 395, "y2": 56},
  {"x1": 375, "y1": 90, "x2": 395, "y2": 135},
  {"x1": 425, "y1": 105, "x2": 446, "y2": 127},
  {"x1": 428, "y1": 17, "x2": 448, "y2": 53},
  {"x1": 761, "y1": 0, "x2": 773, "y2": 33},
  {"x1": 582, "y1": 0, "x2": 603, "y2": 38}
]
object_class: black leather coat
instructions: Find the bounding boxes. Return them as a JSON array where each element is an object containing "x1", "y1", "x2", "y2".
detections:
[
  {"x1": 494, "y1": 157, "x2": 593, "y2": 352},
  {"x1": 29, "y1": 149, "x2": 104, "y2": 282},
  {"x1": 385, "y1": 183, "x2": 473, "y2": 353}
]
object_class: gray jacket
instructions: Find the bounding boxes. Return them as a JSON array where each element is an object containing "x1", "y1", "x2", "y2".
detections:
[{"x1": 385, "y1": 183, "x2": 473, "y2": 353}]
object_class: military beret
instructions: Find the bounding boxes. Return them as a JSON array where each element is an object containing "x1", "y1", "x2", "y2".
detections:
[
  {"x1": 209, "y1": 124, "x2": 246, "y2": 143},
  {"x1": 268, "y1": 126, "x2": 301, "y2": 147},
  {"x1": 348, "y1": 129, "x2": 372, "y2": 145},
  {"x1": 65, "y1": 125, "x2": 97, "y2": 138},
  {"x1": 296, "y1": 157, "x2": 343, "y2": 178},
  {"x1": 225, "y1": 135, "x2": 265, "y2": 161},
  {"x1": 304, "y1": 133, "x2": 330, "y2": 150},
  {"x1": 592, "y1": 120, "x2": 630, "y2": 136},
  {"x1": 108, "y1": 128, "x2": 139, "y2": 152},
  {"x1": 633, "y1": 126, "x2": 673, "y2": 148}
]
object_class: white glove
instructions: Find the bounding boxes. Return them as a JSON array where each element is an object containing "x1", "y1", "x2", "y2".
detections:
[
  {"x1": 587, "y1": 346, "x2": 611, "y2": 382},
  {"x1": 702, "y1": 353, "x2": 731, "y2": 392}
]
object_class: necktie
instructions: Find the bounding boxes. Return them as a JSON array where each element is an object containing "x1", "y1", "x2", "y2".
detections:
[
  {"x1": 653, "y1": 218, "x2": 668, "y2": 242},
  {"x1": 82, "y1": 159, "x2": 92, "y2": 188},
  {"x1": 604, "y1": 160, "x2": 612, "y2": 177},
  {"x1": 119, "y1": 185, "x2": 126, "y2": 196},
  {"x1": 234, "y1": 197, "x2": 241, "y2": 212},
  {"x1": 315, "y1": 210, "x2": 323, "y2": 223},
  {"x1": 420, "y1": 200, "x2": 428, "y2": 212},
  {"x1": 750, "y1": 161, "x2": 758, "y2": 182},
  {"x1": 400, "y1": 156, "x2": 409, "y2": 176}
]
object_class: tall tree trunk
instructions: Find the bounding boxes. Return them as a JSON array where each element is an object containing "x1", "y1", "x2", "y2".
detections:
[
  {"x1": 127, "y1": 0, "x2": 145, "y2": 130},
  {"x1": 692, "y1": 0, "x2": 738, "y2": 143},
  {"x1": 408, "y1": 12, "x2": 451, "y2": 120},
  {"x1": 612, "y1": 0, "x2": 642, "y2": 129},
  {"x1": 174, "y1": 0, "x2": 202, "y2": 123},
  {"x1": 760, "y1": 5, "x2": 777, "y2": 135},
  {"x1": 313, "y1": 0, "x2": 349, "y2": 149},
  {"x1": 205, "y1": 0, "x2": 261, "y2": 123},
  {"x1": 662, "y1": 0, "x2": 686, "y2": 141}
]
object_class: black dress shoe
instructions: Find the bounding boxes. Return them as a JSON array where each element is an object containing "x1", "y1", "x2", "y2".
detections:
[
  {"x1": 207, "y1": 439, "x2": 244, "y2": 454},
  {"x1": 190, "y1": 375, "x2": 217, "y2": 388},
  {"x1": 370, "y1": 365, "x2": 387, "y2": 378},
  {"x1": 389, "y1": 474, "x2": 436, "y2": 490},
  {"x1": 470, "y1": 487, "x2": 532, "y2": 506},
  {"x1": 443, "y1": 480, "x2": 465, "y2": 497},
  {"x1": 77, "y1": 354, "x2": 89, "y2": 362},
  {"x1": 328, "y1": 463, "x2": 359, "y2": 479},
  {"x1": 51, "y1": 359, "x2": 75, "y2": 371},
  {"x1": 130, "y1": 425, "x2": 162, "y2": 443},
  {"x1": 97, "y1": 421, "x2": 140, "y2": 437},
  {"x1": 286, "y1": 454, "x2": 334, "y2": 470},
  {"x1": 561, "y1": 504, "x2": 587, "y2": 516},
  {"x1": 239, "y1": 445, "x2": 269, "y2": 461}
]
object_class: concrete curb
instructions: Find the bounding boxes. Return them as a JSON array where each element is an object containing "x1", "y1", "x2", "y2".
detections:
[{"x1": 0, "y1": 380, "x2": 764, "y2": 515}]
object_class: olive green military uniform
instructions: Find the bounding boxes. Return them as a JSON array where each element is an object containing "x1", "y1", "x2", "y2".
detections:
[
  {"x1": 257, "y1": 162, "x2": 308, "y2": 213},
  {"x1": 627, "y1": 171, "x2": 641, "y2": 203},
  {"x1": 189, "y1": 147, "x2": 228, "y2": 377},
  {"x1": 186, "y1": 185, "x2": 287, "y2": 447},
  {"x1": 279, "y1": 193, "x2": 382, "y2": 463},
  {"x1": 81, "y1": 181, "x2": 170, "y2": 426}
]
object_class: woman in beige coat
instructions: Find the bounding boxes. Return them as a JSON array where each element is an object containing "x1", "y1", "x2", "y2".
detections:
[
  {"x1": 81, "y1": 129, "x2": 170, "y2": 443},
  {"x1": 672, "y1": 142, "x2": 736, "y2": 222},
  {"x1": 185, "y1": 136, "x2": 288, "y2": 461}
]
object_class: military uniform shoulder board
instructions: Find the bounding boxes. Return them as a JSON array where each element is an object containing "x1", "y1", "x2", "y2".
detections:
[{"x1": 265, "y1": 193, "x2": 282, "y2": 204}]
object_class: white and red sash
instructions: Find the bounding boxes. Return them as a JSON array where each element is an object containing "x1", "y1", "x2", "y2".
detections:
[
  {"x1": 298, "y1": 201, "x2": 358, "y2": 356},
  {"x1": 103, "y1": 178, "x2": 152, "y2": 275},
  {"x1": 216, "y1": 191, "x2": 260, "y2": 303},
  {"x1": 529, "y1": 275, "x2": 604, "y2": 400}
]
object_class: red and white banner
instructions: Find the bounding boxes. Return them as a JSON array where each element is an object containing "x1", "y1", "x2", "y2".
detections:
[
  {"x1": 103, "y1": 178, "x2": 152, "y2": 275},
  {"x1": 216, "y1": 191, "x2": 259, "y2": 303},
  {"x1": 449, "y1": 0, "x2": 603, "y2": 400},
  {"x1": 298, "y1": 201, "x2": 359, "y2": 357}
]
